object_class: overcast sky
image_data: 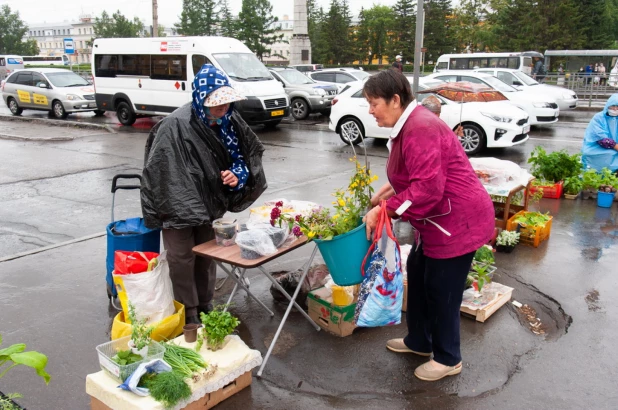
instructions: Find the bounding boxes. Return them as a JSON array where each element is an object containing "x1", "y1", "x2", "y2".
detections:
[{"x1": 5, "y1": 0, "x2": 398, "y2": 28}]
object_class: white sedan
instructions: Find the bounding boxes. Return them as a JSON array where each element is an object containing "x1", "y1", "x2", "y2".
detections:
[
  {"x1": 328, "y1": 79, "x2": 530, "y2": 155},
  {"x1": 473, "y1": 68, "x2": 578, "y2": 111},
  {"x1": 424, "y1": 72, "x2": 560, "y2": 125}
]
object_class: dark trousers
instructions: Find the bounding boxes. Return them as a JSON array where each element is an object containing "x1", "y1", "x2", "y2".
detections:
[
  {"x1": 403, "y1": 244, "x2": 475, "y2": 366},
  {"x1": 162, "y1": 225, "x2": 216, "y2": 318}
]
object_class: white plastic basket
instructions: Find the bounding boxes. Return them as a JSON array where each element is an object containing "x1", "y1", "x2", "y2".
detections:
[{"x1": 96, "y1": 336, "x2": 165, "y2": 383}]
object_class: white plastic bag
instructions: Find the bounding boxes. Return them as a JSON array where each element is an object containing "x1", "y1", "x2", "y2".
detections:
[
  {"x1": 117, "y1": 251, "x2": 175, "y2": 325},
  {"x1": 235, "y1": 229, "x2": 278, "y2": 259},
  {"x1": 244, "y1": 222, "x2": 289, "y2": 247}
]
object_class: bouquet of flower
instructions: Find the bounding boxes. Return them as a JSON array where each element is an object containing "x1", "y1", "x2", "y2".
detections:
[{"x1": 271, "y1": 158, "x2": 378, "y2": 241}]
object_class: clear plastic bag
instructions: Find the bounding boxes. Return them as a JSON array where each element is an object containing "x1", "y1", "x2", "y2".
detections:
[
  {"x1": 245, "y1": 222, "x2": 289, "y2": 248},
  {"x1": 235, "y1": 229, "x2": 278, "y2": 259}
]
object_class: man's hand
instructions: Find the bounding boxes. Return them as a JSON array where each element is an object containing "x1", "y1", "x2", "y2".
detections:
[{"x1": 221, "y1": 170, "x2": 238, "y2": 187}]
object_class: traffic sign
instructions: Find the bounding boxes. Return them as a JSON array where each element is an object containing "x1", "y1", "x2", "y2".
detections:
[{"x1": 64, "y1": 38, "x2": 75, "y2": 55}]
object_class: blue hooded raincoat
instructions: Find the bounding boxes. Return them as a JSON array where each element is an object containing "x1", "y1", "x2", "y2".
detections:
[{"x1": 582, "y1": 94, "x2": 618, "y2": 172}]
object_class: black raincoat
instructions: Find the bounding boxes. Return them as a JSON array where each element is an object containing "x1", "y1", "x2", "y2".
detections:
[{"x1": 140, "y1": 103, "x2": 267, "y2": 229}]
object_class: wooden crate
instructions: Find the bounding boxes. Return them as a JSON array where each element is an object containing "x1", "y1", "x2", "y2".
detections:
[
  {"x1": 460, "y1": 283, "x2": 513, "y2": 323},
  {"x1": 90, "y1": 371, "x2": 252, "y2": 410}
]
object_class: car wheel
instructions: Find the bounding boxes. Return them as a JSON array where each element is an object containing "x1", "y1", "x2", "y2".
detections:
[
  {"x1": 93, "y1": 109, "x2": 105, "y2": 117},
  {"x1": 116, "y1": 101, "x2": 136, "y2": 126},
  {"x1": 338, "y1": 117, "x2": 364, "y2": 145},
  {"x1": 291, "y1": 98, "x2": 309, "y2": 120},
  {"x1": 7, "y1": 98, "x2": 23, "y2": 116},
  {"x1": 459, "y1": 124, "x2": 485, "y2": 155},
  {"x1": 52, "y1": 100, "x2": 68, "y2": 119}
]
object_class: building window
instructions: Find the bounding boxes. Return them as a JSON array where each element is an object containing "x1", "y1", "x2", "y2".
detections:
[
  {"x1": 78, "y1": 28, "x2": 81, "y2": 34},
  {"x1": 302, "y1": 50, "x2": 309, "y2": 61}
]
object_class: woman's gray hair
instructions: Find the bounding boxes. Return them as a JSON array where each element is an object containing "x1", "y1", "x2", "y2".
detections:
[{"x1": 421, "y1": 95, "x2": 441, "y2": 115}]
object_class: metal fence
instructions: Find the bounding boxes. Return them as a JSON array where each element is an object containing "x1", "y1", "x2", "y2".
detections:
[{"x1": 541, "y1": 73, "x2": 617, "y2": 107}]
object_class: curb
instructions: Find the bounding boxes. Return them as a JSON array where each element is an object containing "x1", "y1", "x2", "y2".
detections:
[
  {"x1": 0, "y1": 133, "x2": 74, "y2": 141},
  {"x1": 280, "y1": 118, "x2": 330, "y2": 132},
  {"x1": 0, "y1": 114, "x2": 116, "y2": 134}
]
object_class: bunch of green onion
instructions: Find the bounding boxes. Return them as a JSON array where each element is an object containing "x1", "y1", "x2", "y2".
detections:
[{"x1": 163, "y1": 342, "x2": 208, "y2": 378}]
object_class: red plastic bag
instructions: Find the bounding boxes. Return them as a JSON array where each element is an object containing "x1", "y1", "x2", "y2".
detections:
[{"x1": 114, "y1": 251, "x2": 159, "y2": 274}]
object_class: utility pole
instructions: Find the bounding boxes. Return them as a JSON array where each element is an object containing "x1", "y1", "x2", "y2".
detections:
[
  {"x1": 152, "y1": 0, "x2": 159, "y2": 37},
  {"x1": 412, "y1": 0, "x2": 424, "y2": 96}
]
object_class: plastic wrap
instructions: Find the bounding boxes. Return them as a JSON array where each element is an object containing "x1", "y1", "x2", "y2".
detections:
[
  {"x1": 235, "y1": 230, "x2": 277, "y2": 259},
  {"x1": 469, "y1": 157, "x2": 533, "y2": 196}
]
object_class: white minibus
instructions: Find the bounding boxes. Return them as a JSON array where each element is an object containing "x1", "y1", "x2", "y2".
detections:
[
  {"x1": 434, "y1": 52, "x2": 543, "y2": 75},
  {"x1": 23, "y1": 55, "x2": 69, "y2": 66},
  {"x1": 0, "y1": 55, "x2": 24, "y2": 80},
  {"x1": 91, "y1": 37, "x2": 289, "y2": 126}
]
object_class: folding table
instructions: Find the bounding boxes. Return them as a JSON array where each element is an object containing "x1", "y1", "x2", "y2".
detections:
[{"x1": 192, "y1": 237, "x2": 321, "y2": 376}]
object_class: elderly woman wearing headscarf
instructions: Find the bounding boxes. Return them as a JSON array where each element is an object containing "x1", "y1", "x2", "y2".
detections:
[
  {"x1": 141, "y1": 64, "x2": 268, "y2": 324},
  {"x1": 582, "y1": 94, "x2": 618, "y2": 173}
]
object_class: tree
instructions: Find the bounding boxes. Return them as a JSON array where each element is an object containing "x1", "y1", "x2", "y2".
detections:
[
  {"x1": 323, "y1": 0, "x2": 355, "y2": 64},
  {"x1": 353, "y1": 8, "x2": 371, "y2": 63},
  {"x1": 218, "y1": 0, "x2": 237, "y2": 37},
  {"x1": 0, "y1": 5, "x2": 38, "y2": 55},
  {"x1": 174, "y1": 0, "x2": 218, "y2": 36},
  {"x1": 386, "y1": 0, "x2": 416, "y2": 64},
  {"x1": 450, "y1": 0, "x2": 494, "y2": 53},
  {"x1": 307, "y1": 0, "x2": 330, "y2": 63},
  {"x1": 361, "y1": 6, "x2": 395, "y2": 65},
  {"x1": 237, "y1": 0, "x2": 283, "y2": 61},
  {"x1": 423, "y1": 0, "x2": 457, "y2": 63},
  {"x1": 576, "y1": 0, "x2": 616, "y2": 49},
  {"x1": 94, "y1": 10, "x2": 145, "y2": 38}
]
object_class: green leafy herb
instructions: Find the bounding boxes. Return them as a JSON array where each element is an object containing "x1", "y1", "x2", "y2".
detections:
[
  {"x1": 128, "y1": 302, "x2": 154, "y2": 351},
  {"x1": 563, "y1": 176, "x2": 583, "y2": 195},
  {"x1": 528, "y1": 146, "x2": 582, "y2": 183},
  {"x1": 111, "y1": 349, "x2": 143, "y2": 366},
  {"x1": 0, "y1": 334, "x2": 51, "y2": 384},
  {"x1": 144, "y1": 371, "x2": 191, "y2": 409},
  {"x1": 514, "y1": 211, "x2": 551, "y2": 228},
  {"x1": 198, "y1": 306, "x2": 240, "y2": 351},
  {"x1": 163, "y1": 343, "x2": 208, "y2": 379},
  {"x1": 469, "y1": 263, "x2": 492, "y2": 293},
  {"x1": 474, "y1": 245, "x2": 495, "y2": 265}
]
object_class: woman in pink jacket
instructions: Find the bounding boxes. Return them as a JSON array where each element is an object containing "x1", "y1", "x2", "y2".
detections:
[{"x1": 363, "y1": 69, "x2": 494, "y2": 382}]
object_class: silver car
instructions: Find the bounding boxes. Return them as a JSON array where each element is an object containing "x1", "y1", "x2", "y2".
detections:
[{"x1": 1, "y1": 68, "x2": 103, "y2": 119}]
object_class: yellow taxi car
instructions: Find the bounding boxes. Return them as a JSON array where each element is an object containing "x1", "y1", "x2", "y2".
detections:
[{"x1": 1, "y1": 68, "x2": 103, "y2": 119}]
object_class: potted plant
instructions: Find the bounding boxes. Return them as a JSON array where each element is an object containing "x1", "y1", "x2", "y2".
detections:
[
  {"x1": 271, "y1": 157, "x2": 379, "y2": 286},
  {"x1": 563, "y1": 176, "x2": 583, "y2": 199},
  {"x1": 127, "y1": 302, "x2": 154, "y2": 357},
  {"x1": 196, "y1": 305, "x2": 240, "y2": 351},
  {"x1": 467, "y1": 263, "x2": 492, "y2": 294},
  {"x1": 496, "y1": 230, "x2": 520, "y2": 253},
  {"x1": 582, "y1": 169, "x2": 601, "y2": 199},
  {"x1": 527, "y1": 147, "x2": 582, "y2": 199},
  {"x1": 0, "y1": 334, "x2": 51, "y2": 409}
]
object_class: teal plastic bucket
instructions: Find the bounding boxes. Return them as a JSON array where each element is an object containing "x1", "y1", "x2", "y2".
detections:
[
  {"x1": 315, "y1": 223, "x2": 371, "y2": 286},
  {"x1": 597, "y1": 191, "x2": 615, "y2": 208}
]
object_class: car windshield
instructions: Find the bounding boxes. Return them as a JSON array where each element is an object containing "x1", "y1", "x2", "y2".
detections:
[
  {"x1": 351, "y1": 71, "x2": 370, "y2": 81},
  {"x1": 512, "y1": 71, "x2": 539, "y2": 86},
  {"x1": 482, "y1": 76, "x2": 518, "y2": 93},
  {"x1": 212, "y1": 53, "x2": 272, "y2": 81},
  {"x1": 45, "y1": 72, "x2": 89, "y2": 87},
  {"x1": 278, "y1": 69, "x2": 315, "y2": 84}
]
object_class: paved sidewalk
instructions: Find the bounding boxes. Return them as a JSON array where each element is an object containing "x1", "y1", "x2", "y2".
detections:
[{"x1": 0, "y1": 116, "x2": 113, "y2": 141}]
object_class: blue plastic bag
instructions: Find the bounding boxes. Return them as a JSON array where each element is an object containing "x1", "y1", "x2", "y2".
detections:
[{"x1": 354, "y1": 203, "x2": 404, "y2": 327}]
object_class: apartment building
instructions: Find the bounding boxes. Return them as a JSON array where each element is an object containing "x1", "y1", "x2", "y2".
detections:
[{"x1": 26, "y1": 15, "x2": 95, "y2": 64}]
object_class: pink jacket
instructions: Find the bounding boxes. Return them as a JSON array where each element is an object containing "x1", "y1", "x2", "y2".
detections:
[{"x1": 386, "y1": 106, "x2": 494, "y2": 259}]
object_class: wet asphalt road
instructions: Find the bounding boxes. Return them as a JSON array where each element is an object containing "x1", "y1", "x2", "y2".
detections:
[{"x1": 1, "y1": 100, "x2": 617, "y2": 410}]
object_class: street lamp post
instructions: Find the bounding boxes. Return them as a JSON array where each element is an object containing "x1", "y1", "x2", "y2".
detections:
[{"x1": 412, "y1": 0, "x2": 425, "y2": 95}]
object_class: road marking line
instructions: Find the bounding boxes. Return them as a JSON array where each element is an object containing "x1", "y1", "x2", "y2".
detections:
[
  {"x1": 529, "y1": 138, "x2": 581, "y2": 144},
  {"x1": 0, "y1": 232, "x2": 106, "y2": 263}
]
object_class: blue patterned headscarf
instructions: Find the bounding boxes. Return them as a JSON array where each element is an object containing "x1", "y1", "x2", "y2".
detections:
[{"x1": 192, "y1": 64, "x2": 249, "y2": 191}]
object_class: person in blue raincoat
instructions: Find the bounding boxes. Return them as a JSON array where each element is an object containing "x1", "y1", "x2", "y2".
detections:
[{"x1": 582, "y1": 94, "x2": 618, "y2": 173}]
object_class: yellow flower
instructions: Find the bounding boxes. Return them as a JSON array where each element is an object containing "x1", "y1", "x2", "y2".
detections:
[
  {"x1": 344, "y1": 207, "x2": 349, "y2": 212},
  {"x1": 332, "y1": 214, "x2": 340, "y2": 220},
  {"x1": 371, "y1": 175, "x2": 379, "y2": 182},
  {"x1": 350, "y1": 182, "x2": 358, "y2": 189},
  {"x1": 308, "y1": 231, "x2": 316, "y2": 239},
  {"x1": 337, "y1": 199, "x2": 345, "y2": 207}
]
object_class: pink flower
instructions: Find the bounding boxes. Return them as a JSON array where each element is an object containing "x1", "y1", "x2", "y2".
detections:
[
  {"x1": 270, "y1": 207, "x2": 281, "y2": 220},
  {"x1": 275, "y1": 201, "x2": 284, "y2": 207},
  {"x1": 292, "y1": 226, "x2": 302, "y2": 237},
  {"x1": 295, "y1": 214, "x2": 301, "y2": 222}
]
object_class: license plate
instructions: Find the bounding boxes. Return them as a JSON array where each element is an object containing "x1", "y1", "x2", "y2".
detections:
[
  {"x1": 271, "y1": 110, "x2": 284, "y2": 117},
  {"x1": 523, "y1": 125, "x2": 531, "y2": 134}
]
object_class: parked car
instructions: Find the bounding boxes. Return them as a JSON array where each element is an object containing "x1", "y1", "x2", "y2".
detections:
[
  {"x1": 2, "y1": 68, "x2": 102, "y2": 119},
  {"x1": 289, "y1": 64, "x2": 324, "y2": 73},
  {"x1": 308, "y1": 68, "x2": 370, "y2": 93},
  {"x1": 473, "y1": 68, "x2": 578, "y2": 110},
  {"x1": 424, "y1": 71, "x2": 559, "y2": 125},
  {"x1": 269, "y1": 67, "x2": 338, "y2": 120},
  {"x1": 329, "y1": 79, "x2": 530, "y2": 155}
]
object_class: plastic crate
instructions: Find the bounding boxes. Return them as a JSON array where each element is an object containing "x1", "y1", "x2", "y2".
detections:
[
  {"x1": 528, "y1": 181, "x2": 563, "y2": 199},
  {"x1": 506, "y1": 211, "x2": 553, "y2": 248},
  {"x1": 96, "y1": 336, "x2": 165, "y2": 383}
]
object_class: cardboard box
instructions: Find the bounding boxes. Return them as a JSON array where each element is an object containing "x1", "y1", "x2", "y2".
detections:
[
  {"x1": 402, "y1": 280, "x2": 408, "y2": 312},
  {"x1": 307, "y1": 287, "x2": 357, "y2": 337}
]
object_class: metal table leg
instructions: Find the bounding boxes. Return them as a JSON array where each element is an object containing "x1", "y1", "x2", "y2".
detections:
[
  {"x1": 257, "y1": 245, "x2": 320, "y2": 377},
  {"x1": 217, "y1": 262, "x2": 274, "y2": 316}
]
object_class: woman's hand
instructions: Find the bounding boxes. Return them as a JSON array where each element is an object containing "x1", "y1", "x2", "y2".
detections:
[
  {"x1": 363, "y1": 205, "x2": 381, "y2": 240},
  {"x1": 221, "y1": 170, "x2": 238, "y2": 187}
]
